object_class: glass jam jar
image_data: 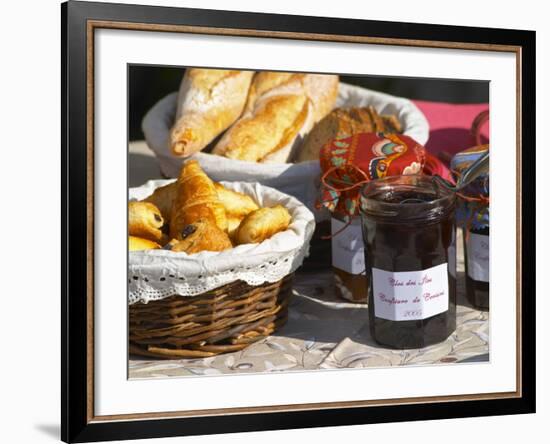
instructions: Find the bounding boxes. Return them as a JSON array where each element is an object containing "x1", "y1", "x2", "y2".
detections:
[
  {"x1": 360, "y1": 175, "x2": 457, "y2": 349},
  {"x1": 450, "y1": 144, "x2": 490, "y2": 311},
  {"x1": 332, "y1": 213, "x2": 368, "y2": 303},
  {"x1": 464, "y1": 226, "x2": 489, "y2": 310}
]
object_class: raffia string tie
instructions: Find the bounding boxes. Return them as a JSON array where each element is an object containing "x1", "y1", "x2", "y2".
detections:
[
  {"x1": 318, "y1": 164, "x2": 371, "y2": 239},
  {"x1": 456, "y1": 191, "x2": 489, "y2": 241}
]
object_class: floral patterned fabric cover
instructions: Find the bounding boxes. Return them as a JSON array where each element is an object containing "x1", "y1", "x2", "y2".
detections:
[{"x1": 318, "y1": 132, "x2": 426, "y2": 218}]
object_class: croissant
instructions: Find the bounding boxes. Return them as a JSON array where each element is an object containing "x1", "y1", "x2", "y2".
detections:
[
  {"x1": 235, "y1": 205, "x2": 292, "y2": 245},
  {"x1": 128, "y1": 201, "x2": 164, "y2": 243},
  {"x1": 171, "y1": 69, "x2": 254, "y2": 156},
  {"x1": 226, "y1": 216, "x2": 244, "y2": 241},
  {"x1": 214, "y1": 182, "x2": 258, "y2": 241},
  {"x1": 143, "y1": 179, "x2": 259, "y2": 224},
  {"x1": 142, "y1": 181, "x2": 177, "y2": 222},
  {"x1": 169, "y1": 219, "x2": 232, "y2": 254},
  {"x1": 214, "y1": 182, "x2": 259, "y2": 218},
  {"x1": 170, "y1": 160, "x2": 228, "y2": 238},
  {"x1": 129, "y1": 236, "x2": 161, "y2": 251}
]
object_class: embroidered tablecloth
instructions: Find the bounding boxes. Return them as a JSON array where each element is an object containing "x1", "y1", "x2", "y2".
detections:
[
  {"x1": 129, "y1": 228, "x2": 489, "y2": 378},
  {"x1": 128, "y1": 100, "x2": 490, "y2": 378}
]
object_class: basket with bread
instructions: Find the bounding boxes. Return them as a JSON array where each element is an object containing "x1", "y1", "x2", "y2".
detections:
[
  {"x1": 128, "y1": 160, "x2": 315, "y2": 359},
  {"x1": 142, "y1": 69, "x2": 429, "y2": 217}
]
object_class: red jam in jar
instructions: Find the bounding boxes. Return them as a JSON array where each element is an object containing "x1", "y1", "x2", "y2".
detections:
[{"x1": 360, "y1": 175, "x2": 457, "y2": 349}]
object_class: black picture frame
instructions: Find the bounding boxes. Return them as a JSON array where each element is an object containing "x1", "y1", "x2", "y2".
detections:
[{"x1": 62, "y1": 1, "x2": 536, "y2": 442}]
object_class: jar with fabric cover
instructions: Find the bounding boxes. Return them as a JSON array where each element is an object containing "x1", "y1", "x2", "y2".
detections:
[
  {"x1": 451, "y1": 144, "x2": 490, "y2": 310},
  {"x1": 318, "y1": 132, "x2": 426, "y2": 303}
]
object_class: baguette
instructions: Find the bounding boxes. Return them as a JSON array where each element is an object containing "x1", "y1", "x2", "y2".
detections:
[
  {"x1": 171, "y1": 69, "x2": 254, "y2": 156},
  {"x1": 243, "y1": 72, "x2": 295, "y2": 113},
  {"x1": 213, "y1": 72, "x2": 338, "y2": 163}
]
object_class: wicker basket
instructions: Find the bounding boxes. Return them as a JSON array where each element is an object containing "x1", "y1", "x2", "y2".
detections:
[{"x1": 129, "y1": 274, "x2": 294, "y2": 359}]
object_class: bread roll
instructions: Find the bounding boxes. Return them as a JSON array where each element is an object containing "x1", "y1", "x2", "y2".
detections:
[
  {"x1": 129, "y1": 236, "x2": 161, "y2": 251},
  {"x1": 171, "y1": 69, "x2": 254, "y2": 156},
  {"x1": 213, "y1": 73, "x2": 339, "y2": 163},
  {"x1": 128, "y1": 201, "x2": 164, "y2": 243},
  {"x1": 235, "y1": 205, "x2": 291, "y2": 245},
  {"x1": 170, "y1": 160, "x2": 228, "y2": 238},
  {"x1": 169, "y1": 219, "x2": 232, "y2": 254}
]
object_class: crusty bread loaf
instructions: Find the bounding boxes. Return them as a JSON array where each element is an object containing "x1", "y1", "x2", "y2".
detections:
[
  {"x1": 243, "y1": 72, "x2": 295, "y2": 113},
  {"x1": 212, "y1": 72, "x2": 339, "y2": 163},
  {"x1": 213, "y1": 93, "x2": 314, "y2": 163},
  {"x1": 295, "y1": 106, "x2": 403, "y2": 162},
  {"x1": 381, "y1": 114, "x2": 403, "y2": 134},
  {"x1": 170, "y1": 69, "x2": 254, "y2": 156},
  {"x1": 245, "y1": 72, "x2": 339, "y2": 121},
  {"x1": 300, "y1": 74, "x2": 341, "y2": 122}
]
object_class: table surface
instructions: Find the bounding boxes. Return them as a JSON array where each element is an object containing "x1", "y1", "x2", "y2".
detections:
[
  {"x1": 130, "y1": 265, "x2": 489, "y2": 379},
  {"x1": 128, "y1": 100, "x2": 490, "y2": 378}
]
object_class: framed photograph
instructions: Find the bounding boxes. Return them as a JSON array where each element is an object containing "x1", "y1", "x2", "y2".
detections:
[{"x1": 62, "y1": 1, "x2": 535, "y2": 442}]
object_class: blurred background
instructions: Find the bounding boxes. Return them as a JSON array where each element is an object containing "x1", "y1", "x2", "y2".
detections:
[{"x1": 128, "y1": 66, "x2": 489, "y2": 141}]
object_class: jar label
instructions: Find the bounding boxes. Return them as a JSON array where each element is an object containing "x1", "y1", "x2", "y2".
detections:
[
  {"x1": 467, "y1": 233, "x2": 489, "y2": 282},
  {"x1": 372, "y1": 264, "x2": 449, "y2": 321},
  {"x1": 331, "y1": 217, "x2": 365, "y2": 275}
]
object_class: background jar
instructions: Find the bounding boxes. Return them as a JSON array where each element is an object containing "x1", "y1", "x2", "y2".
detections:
[
  {"x1": 331, "y1": 212, "x2": 369, "y2": 304},
  {"x1": 451, "y1": 145, "x2": 490, "y2": 311},
  {"x1": 462, "y1": 210, "x2": 489, "y2": 310}
]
